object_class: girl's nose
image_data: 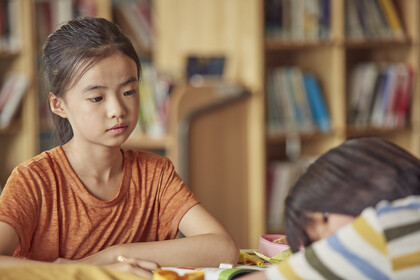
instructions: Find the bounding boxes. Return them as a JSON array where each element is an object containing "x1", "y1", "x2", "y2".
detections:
[{"x1": 108, "y1": 97, "x2": 127, "y2": 119}]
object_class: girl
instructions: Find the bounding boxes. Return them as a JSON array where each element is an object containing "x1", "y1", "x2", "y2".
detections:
[
  {"x1": 241, "y1": 137, "x2": 420, "y2": 279},
  {"x1": 0, "y1": 17, "x2": 238, "y2": 278}
]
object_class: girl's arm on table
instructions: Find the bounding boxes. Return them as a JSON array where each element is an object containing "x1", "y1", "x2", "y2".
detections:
[
  {"x1": 75, "y1": 204, "x2": 240, "y2": 268},
  {"x1": 0, "y1": 221, "x2": 42, "y2": 266},
  {"x1": 0, "y1": 221, "x2": 157, "y2": 279}
]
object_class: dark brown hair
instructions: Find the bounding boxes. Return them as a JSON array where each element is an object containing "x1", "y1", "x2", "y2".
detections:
[
  {"x1": 284, "y1": 137, "x2": 420, "y2": 252},
  {"x1": 41, "y1": 17, "x2": 140, "y2": 144}
]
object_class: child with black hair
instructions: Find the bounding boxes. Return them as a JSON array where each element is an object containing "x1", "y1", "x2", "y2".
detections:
[
  {"x1": 241, "y1": 137, "x2": 420, "y2": 279},
  {"x1": 0, "y1": 17, "x2": 238, "y2": 279}
]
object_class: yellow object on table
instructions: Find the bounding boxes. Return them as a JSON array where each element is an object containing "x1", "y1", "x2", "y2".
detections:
[
  {"x1": 153, "y1": 269, "x2": 204, "y2": 280},
  {"x1": 254, "y1": 249, "x2": 293, "y2": 263},
  {"x1": 238, "y1": 250, "x2": 265, "y2": 267}
]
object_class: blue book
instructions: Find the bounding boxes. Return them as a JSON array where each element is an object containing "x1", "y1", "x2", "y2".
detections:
[
  {"x1": 319, "y1": 0, "x2": 330, "y2": 38},
  {"x1": 303, "y1": 73, "x2": 331, "y2": 133}
]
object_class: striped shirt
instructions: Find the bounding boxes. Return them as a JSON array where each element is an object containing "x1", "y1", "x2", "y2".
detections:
[{"x1": 265, "y1": 196, "x2": 420, "y2": 279}]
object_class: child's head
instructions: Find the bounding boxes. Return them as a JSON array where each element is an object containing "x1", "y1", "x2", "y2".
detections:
[
  {"x1": 41, "y1": 17, "x2": 140, "y2": 144},
  {"x1": 284, "y1": 137, "x2": 420, "y2": 252}
]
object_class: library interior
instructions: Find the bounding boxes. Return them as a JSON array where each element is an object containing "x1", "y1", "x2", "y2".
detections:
[{"x1": 0, "y1": 0, "x2": 419, "y2": 255}]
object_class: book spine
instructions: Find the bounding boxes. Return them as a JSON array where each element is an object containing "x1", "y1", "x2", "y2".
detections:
[
  {"x1": 303, "y1": 73, "x2": 331, "y2": 133},
  {"x1": 377, "y1": 0, "x2": 404, "y2": 39},
  {"x1": 319, "y1": 0, "x2": 330, "y2": 39},
  {"x1": 266, "y1": 71, "x2": 284, "y2": 133},
  {"x1": 346, "y1": 0, "x2": 364, "y2": 39},
  {"x1": 0, "y1": 74, "x2": 28, "y2": 129}
]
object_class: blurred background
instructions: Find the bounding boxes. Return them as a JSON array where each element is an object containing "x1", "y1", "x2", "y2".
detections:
[{"x1": 0, "y1": 0, "x2": 419, "y2": 249}]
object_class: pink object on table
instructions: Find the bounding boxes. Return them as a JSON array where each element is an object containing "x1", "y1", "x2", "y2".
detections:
[{"x1": 258, "y1": 234, "x2": 290, "y2": 258}]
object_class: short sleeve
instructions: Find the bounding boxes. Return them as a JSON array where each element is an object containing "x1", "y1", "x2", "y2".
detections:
[
  {"x1": 157, "y1": 158, "x2": 199, "y2": 239},
  {"x1": 0, "y1": 166, "x2": 41, "y2": 255}
]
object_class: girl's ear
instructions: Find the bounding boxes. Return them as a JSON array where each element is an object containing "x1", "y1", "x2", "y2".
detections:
[{"x1": 49, "y1": 92, "x2": 67, "y2": 118}]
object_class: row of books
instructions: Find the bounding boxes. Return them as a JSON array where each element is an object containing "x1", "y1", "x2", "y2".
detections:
[
  {"x1": 35, "y1": 0, "x2": 99, "y2": 51},
  {"x1": 266, "y1": 158, "x2": 315, "y2": 232},
  {"x1": 346, "y1": 0, "x2": 405, "y2": 40},
  {"x1": 266, "y1": 67, "x2": 331, "y2": 134},
  {"x1": 136, "y1": 62, "x2": 172, "y2": 138},
  {"x1": 347, "y1": 62, "x2": 413, "y2": 129},
  {"x1": 0, "y1": 0, "x2": 20, "y2": 51},
  {"x1": 0, "y1": 73, "x2": 27, "y2": 130},
  {"x1": 265, "y1": 0, "x2": 330, "y2": 41},
  {"x1": 114, "y1": 0, "x2": 153, "y2": 56}
]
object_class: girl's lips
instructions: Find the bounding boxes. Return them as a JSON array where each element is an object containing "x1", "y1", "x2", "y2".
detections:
[{"x1": 107, "y1": 124, "x2": 128, "y2": 134}]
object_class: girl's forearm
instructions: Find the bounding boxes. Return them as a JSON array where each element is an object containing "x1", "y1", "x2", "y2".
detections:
[
  {"x1": 0, "y1": 255, "x2": 49, "y2": 267},
  {"x1": 81, "y1": 232, "x2": 239, "y2": 268}
]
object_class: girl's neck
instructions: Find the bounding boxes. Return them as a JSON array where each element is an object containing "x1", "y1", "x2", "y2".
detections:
[{"x1": 61, "y1": 140, "x2": 124, "y2": 182}]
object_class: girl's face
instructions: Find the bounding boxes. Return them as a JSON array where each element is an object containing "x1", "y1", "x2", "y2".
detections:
[
  {"x1": 305, "y1": 212, "x2": 355, "y2": 242},
  {"x1": 51, "y1": 52, "x2": 140, "y2": 148}
]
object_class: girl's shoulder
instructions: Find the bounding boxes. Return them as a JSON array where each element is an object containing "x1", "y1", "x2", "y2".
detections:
[{"x1": 13, "y1": 146, "x2": 66, "y2": 174}]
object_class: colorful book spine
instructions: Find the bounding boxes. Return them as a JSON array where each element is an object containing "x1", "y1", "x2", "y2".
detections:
[
  {"x1": 377, "y1": 0, "x2": 404, "y2": 39},
  {"x1": 303, "y1": 73, "x2": 331, "y2": 133},
  {"x1": 0, "y1": 73, "x2": 28, "y2": 129}
]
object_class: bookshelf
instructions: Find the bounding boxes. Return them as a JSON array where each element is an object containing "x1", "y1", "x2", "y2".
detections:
[
  {"x1": 152, "y1": 0, "x2": 419, "y2": 249},
  {"x1": 0, "y1": 0, "x2": 37, "y2": 185},
  {"x1": 264, "y1": 0, "x2": 420, "y2": 235}
]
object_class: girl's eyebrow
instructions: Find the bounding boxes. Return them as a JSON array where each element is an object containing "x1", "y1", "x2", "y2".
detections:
[
  {"x1": 120, "y1": 77, "x2": 138, "y2": 87},
  {"x1": 82, "y1": 77, "x2": 138, "y2": 93}
]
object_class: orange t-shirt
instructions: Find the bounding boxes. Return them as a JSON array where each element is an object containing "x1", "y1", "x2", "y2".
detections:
[{"x1": 0, "y1": 147, "x2": 199, "y2": 261}]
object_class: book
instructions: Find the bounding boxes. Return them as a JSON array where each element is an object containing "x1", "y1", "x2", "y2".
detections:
[
  {"x1": 73, "y1": 0, "x2": 98, "y2": 17},
  {"x1": 136, "y1": 62, "x2": 171, "y2": 138},
  {"x1": 265, "y1": 71, "x2": 284, "y2": 133},
  {"x1": 114, "y1": 0, "x2": 153, "y2": 54},
  {"x1": 347, "y1": 63, "x2": 379, "y2": 126},
  {"x1": 368, "y1": 0, "x2": 393, "y2": 38},
  {"x1": 264, "y1": 0, "x2": 283, "y2": 38},
  {"x1": 377, "y1": 0, "x2": 404, "y2": 39},
  {"x1": 275, "y1": 68, "x2": 296, "y2": 130},
  {"x1": 267, "y1": 162, "x2": 295, "y2": 231},
  {"x1": 266, "y1": 158, "x2": 315, "y2": 232},
  {"x1": 0, "y1": 0, "x2": 21, "y2": 51},
  {"x1": 346, "y1": 0, "x2": 364, "y2": 39},
  {"x1": 52, "y1": 0, "x2": 72, "y2": 28},
  {"x1": 318, "y1": 0, "x2": 330, "y2": 39},
  {"x1": 388, "y1": 64, "x2": 413, "y2": 128},
  {"x1": 265, "y1": 0, "x2": 330, "y2": 41},
  {"x1": 303, "y1": 73, "x2": 331, "y2": 133},
  {"x1": 290, "y1": 0, "x2": 305, "y2": 40},
  {"x1": 0, "y1": 74, "x2": 28, "y2": 129},
  {"x1": 303, "y1": 0, "x2": 320, "y2": 41},
  {"x1": 371, "y1": 65, "x2": 397, "y2": 128},
  {"x1": 287, "y1": 67, "x2": 313, "y2": 131},
  {"x1": 158, "y1": 266, "x2": 261, "y2": 280}
]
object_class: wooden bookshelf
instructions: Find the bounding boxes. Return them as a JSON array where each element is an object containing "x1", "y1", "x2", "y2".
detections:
[
  {"x1": 0, "y1": 0, "x2": 37, "y2": 185},
  {"x1": 151, "y1": 0, "x2": 420, "y2": 248},
  {"x1": 264, "y1": 0, "x2": 420, "y2": 232}
]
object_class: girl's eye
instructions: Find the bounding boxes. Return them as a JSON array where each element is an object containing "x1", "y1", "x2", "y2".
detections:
[
  {"x1": 124, "y1": 90, "x2": 136, "y2": 96},
  {"x1": 89, "y1": 96, "x2": 103, "y2": 103}
]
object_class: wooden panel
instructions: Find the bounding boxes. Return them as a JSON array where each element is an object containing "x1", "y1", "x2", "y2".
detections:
[
  {"x1": 165, "y1": 83, "x2": 252, "y2": 248},
  {"x1": 189, "y1": 100, "x2": 249, "y2": 248}
]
